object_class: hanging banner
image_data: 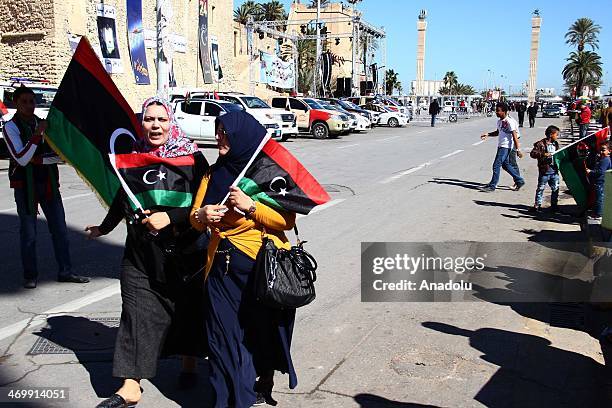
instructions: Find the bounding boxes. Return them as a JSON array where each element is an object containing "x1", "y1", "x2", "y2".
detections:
[
  {"x1": 96, "y1": 4, "x2": 123, "y2": 73},
  {"x1": 126, "y1": 0, "x2": 150, "y2": 84},
  {"x1": 260, "y1": 51, "x2": 295, "y2": 90},
  {"x1": 143, "y1": 30, "x2": 186, "y2": 53},
  {"x1": 68, "y1": 33, "x2": 104, "y2": 60},
  {"x1": 210, "y1": 36, "x2": 223, "y2": 82},
  {"x1": 198, "y1": 0, "x2": 213, "y2": 84}
]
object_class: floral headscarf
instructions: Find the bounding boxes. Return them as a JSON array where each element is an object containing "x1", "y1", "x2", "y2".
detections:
[{"x1": 136, "y1": 96, "x2": 198, "y2": 158}]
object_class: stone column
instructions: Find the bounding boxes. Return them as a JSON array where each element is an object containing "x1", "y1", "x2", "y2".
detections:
[
  {"x1": 415, "y1": 11, "x2": 427, "y2": 96},
  {"x1": 527, "y1": 12, "x2": 542, "y2": 103}
]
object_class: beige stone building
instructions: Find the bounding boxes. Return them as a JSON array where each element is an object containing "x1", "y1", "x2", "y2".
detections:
[{"x1": 0, "y1": 0, "x2": 284, "y2": 110}]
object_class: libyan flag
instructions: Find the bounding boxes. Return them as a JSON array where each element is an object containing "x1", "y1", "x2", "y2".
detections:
[
  {"x1": 113, "y1": 152, "x2": 206, "y2": 210},
  {"x1": 236, "y1": 139, "x2": 330, "y2": 215},
  {"x1": 45, "y1": 37, "x2": 140, "y2": 206},
  {"x1": 45, "y1": 37, "x2": 199, "y2": 210},
  {"x1": 554, "y1": 127, "x2": 609, "y2": 208}
]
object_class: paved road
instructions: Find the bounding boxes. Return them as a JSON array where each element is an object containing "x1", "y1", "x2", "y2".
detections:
[{"x1": 0, "y1": 115, "x2": 609, "y2": 407}]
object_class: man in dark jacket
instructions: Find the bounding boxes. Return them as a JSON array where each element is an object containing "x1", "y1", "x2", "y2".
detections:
[
  {"x1": 517, "y1": 102, "x2": 527, "y2": 127},
  {"x1": 529, "y1": 125, "x2": 560, "y2": 212},
  {"x1": 527, "y1": 102, "x2": 538, "y2": 128},
  {"x1": 429, "y1": 99, "x2": 440, "y2": 127}
]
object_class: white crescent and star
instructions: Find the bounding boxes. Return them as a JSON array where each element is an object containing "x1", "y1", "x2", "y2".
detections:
[
  {"x1": 143, "y1": 170, "x2": 167, "y2": 185},
  {"x1": 269, "y1": 176, "x2": 288, "y2": 197}
]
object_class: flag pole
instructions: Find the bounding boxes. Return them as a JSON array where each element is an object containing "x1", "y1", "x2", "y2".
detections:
[
  {"x1": 553, "y1": 127, "x2": 609, "y2": 156},
  {"x1": 219, "y1": 134, "x2": 272, "y2": 206}
]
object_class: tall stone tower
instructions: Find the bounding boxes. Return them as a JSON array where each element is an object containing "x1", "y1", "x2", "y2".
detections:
[
  {"x1": 527, "y1": 10, "x2": 542, "y2": 103},
  {"x1": 415, "y1": 10, "x2": 427, "y2": 95}
]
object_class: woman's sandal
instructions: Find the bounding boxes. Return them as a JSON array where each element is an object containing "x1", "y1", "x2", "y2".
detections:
[{"x1": 95, "y1": 388, "x2": 142, "y2": 408}]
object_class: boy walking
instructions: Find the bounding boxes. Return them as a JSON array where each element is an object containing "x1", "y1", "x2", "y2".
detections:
[
  {"x1": 587, "y1": 143, "x2": 612, "y2": 220},
  {"x1": 529, "y1": 125, "x2": 560, "y2": 212}
]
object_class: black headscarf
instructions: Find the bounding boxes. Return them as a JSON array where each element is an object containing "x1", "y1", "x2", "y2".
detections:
[{"x1": 203, "y1": 111, "x2": 268, "y2": 205}]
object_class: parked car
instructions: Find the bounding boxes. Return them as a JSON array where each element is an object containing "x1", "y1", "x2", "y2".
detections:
[
  {"x1": 319, "y1": 97, "x2": 372, "y2": 122},
  {"x1": 542, "y1": 104, "x2": 562, "y2": 118},
  {"x1": 319, "y1": 98, "x2": 372, "y2": 131},
  {"x1": 361, "y1": 103, "x2": 408, "y2": 127},
  {"x1": 551, "y1": 102, "x2": 567, "y2": 115},
  {"x1": 347, "y1": 95, "x2": 409, "y2": 117},
  {"x1": 214, "y1": 92, "x2": 298, "y2": 141},
  {"x1": 270, "y1": 96, "x2": 350, "y2": 139},
  {"x1": 315, "y1": 99, "x2": 364, "y2": 133},
  {"x1": 173, "y1": 98, "x2": 281, "y2": 142}
]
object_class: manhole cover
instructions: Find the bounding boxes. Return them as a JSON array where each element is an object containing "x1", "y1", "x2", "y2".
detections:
[
  {"x1": 28, "y1": 317, "x2": 120, "y2": 355},
  {"x1": 390, "y1": 349, "x2": 458, "y2": 379},
  {"x1": 549, "y1": 303, "x2": 585, "y2": 330}
]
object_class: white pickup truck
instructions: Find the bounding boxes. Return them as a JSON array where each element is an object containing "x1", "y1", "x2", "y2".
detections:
[
  {"x1": 173, "y1": 98, "x2": 282, "y2": 143},
  {"x1": 215, "y1": 93, "x2": 297, "y2": 141}
]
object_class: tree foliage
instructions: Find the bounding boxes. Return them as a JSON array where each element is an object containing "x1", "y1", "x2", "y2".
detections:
[{"x1": 565, "y1": 18, "x2": 601, "y2": 52}]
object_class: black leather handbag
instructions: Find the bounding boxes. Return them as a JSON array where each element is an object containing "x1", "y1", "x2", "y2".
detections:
[{"x1": 254, "y1": 226, "x2": 318, "y2": 309}]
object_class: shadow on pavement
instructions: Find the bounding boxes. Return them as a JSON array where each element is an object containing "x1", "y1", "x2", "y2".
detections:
[
  {"x1": 34, "y1": 315, "x2": 213, "y2": 406},
  {"x1": 473, "y1": 200, "x2": 581, "y2": 228},
  {"x1": 0, "y1": 213, "x2": 124, "y2": 294},
  {"x1": 354, "y1": 393, "x2": 442, "y2": 407},
  {"x1": 429, "y1": 178, "x2": 513, "y2": 192},
  {"x1": 422, "y1": 321, "x2": 610, "y2": 407}
]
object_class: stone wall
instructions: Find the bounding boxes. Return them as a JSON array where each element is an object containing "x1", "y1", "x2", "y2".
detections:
[
  {"x1": 0, "y1": 0, "x2": 57, "y2": 82},
  {"x1": 0, "y1": 0, "x2": 293, "y2": 110}
]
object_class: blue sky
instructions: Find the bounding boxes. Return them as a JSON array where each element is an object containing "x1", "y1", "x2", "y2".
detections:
[{"x1": 236, "y1": 0, "x2": 612, "y2": 94}]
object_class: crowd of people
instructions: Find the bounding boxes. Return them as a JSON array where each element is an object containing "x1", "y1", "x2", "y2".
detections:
[
  {"x1": 4, "y1": 86, "x2": 300, "y2": 408},
  {"x1": 479, "y1": 100, "x2": 612, "y2": 220}
]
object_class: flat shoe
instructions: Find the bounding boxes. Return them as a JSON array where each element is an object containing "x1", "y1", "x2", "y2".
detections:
[
  {"x1": 95, "y1": 394, "x2": 137, "y2": 408},
  {"x1": 58, "y1": 273, "x2": 90, "y2": 283}
]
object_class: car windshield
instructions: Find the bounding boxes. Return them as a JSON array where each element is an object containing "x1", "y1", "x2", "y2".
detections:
[
  {"x1": 242, "y1": 96, "x2": 270, "y2": 109},
  {"x1": 2, "y1": 86, "x2": 57, "y2": 109},
  {"x1": 304, "y1": 99, "x2": 324, "y2": 109},
  {"x1": 319, "y1": 101, "x2": 338, "y2": 111},
  {"x1": 223, "y1": 103, "x2": 244, "y2": 112},
  {"x1": 342, "y1": 100, "x2": 360, "y2": 110}
]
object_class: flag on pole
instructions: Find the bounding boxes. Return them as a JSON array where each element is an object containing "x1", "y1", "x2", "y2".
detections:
[
  {"x1": 236, "y1": 139, "x2": 330, "y2": 215},
  {"x1": 45, "y1": 37, "x2": 140, "y2": 206},
  {"x1": 113, "y1": 152, "x2": 206, "y2": 209},
  {"x1": 554, "y1": 127, "x2": 610, "y2": 208}
]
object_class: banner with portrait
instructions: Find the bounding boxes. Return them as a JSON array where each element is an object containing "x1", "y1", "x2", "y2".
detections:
[
  {"x1": 126, "y1": 0, "x2": 150, "y2": 84},
  {"x1": 96, "y1": 4, "x2": 123, "y2": 73},
  {"x1": 260, "y1": 51, "x2": 295, "y2": 90},
  {"x1": 210, "y1": 36, "x2": 223, "y2": 82},
  {"x1": 198, "y1": 0, "x2": 213, "y2": 84}
]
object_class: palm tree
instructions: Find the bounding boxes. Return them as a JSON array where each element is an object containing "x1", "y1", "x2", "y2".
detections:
[
  {"x1": 395, "y1": 81, "x2": 403, "y2": 95},
  {"x1": 456, "y1": 83, "x2": 476, "y2": 95},
  {"x1": 260, "y1": 1, "x2": 285, "y2": 22},
  {"x1": 233, "y1": 1, "x2": 262, "y2": 24},
  {"x1": 309, "y1": 0, "x2": 330, "y2": 8},
  {"x1": 565, "y1": 18, "x2": 601, "y2": 51},
  {"x1": 443, "y1": 71, "x2": 458, "y2": 93},
  {"x1": 385, "y1": 69, "x2": 399, "y2": 95},
  {"x1": 562, "y1": 51, "x2": 603, "y2": 97}
]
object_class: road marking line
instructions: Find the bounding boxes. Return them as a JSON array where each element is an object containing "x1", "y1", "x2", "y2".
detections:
[
  {"x1": 0, "y1": 192, "x2": 94, "y2": 213},
  {"x1": 337, "y1": 144, "x2": 360, "y2": 149},
  {"x1": 440, "y1": 149, "x2": 464, "y2": 159},
  {"x1": 297, "y1": 198, "x2": 345, "y2": 219},
  {"x1": 0, "y1": 281, "x2": 120, "y2": 342},
  {"x1": 380, "y1": 162, "x2": 431, "y2": 184},
  {"x1": 379, "y1": 136, "x2": 400, "y2": 142},
  {"x1": 472, "y1": 140, "x2": 485, "y2": 146}
]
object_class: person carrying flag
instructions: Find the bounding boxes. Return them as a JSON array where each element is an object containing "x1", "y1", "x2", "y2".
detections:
[
  {"x1": 190, "y1": 111, "x2": 329, "y2": 407},
  {"x1": 3, "y1": 85, "x2": 89, "y2": 288},
  {"x1": 86, "y1": 97, "x2": 208, "y2": 407}
]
